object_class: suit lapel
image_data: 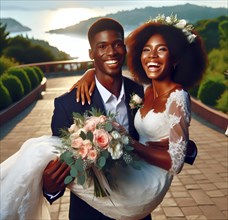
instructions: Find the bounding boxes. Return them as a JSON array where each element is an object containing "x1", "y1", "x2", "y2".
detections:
[
  {"x1": 91, "y1": 88, "x2": 106, "y2": 114},
  {"x1": 123, "y1": 78, "x2": 135, "y2": 137}
]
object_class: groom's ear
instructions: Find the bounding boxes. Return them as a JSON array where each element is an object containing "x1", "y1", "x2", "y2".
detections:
[{"x1": 89, "y1": 48, "x2": 94, "y2": 60}]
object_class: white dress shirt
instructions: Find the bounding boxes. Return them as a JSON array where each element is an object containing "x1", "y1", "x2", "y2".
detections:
[{"x1": 95, "y1": 77, "x2": 129, "y2": 132}]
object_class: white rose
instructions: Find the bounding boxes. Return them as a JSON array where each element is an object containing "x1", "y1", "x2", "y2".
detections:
[
  {"x1": 187, "y1": 34, "x2": 197, "y2": 43},
  {"x1": 132, "y1": 94, "x2": 142, "y2": 104},
  {"x1": 121, "y1": 135, "x2": 129, "y2": 145},
  {"x1": 165, "y1": 16, "x2": 172, "y2": 24},
  {"x1": 111, "y1": 130, "x2": 121, "y2": 139},
  {"x1": 175, "y1": 19, "x2": 187, "y2": 29},
  {"x1": 108, "y1": 143, "x2": 123, "y2": 160}
]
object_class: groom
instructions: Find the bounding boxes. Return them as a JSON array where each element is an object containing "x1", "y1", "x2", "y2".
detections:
[{"x1": 43, "y1": 18, "x2": 151, "y2": 220}]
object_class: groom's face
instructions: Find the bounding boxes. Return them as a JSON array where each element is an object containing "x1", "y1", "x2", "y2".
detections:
[{"x1": 89, "y1": 30, "x2": 126, "y2": 78}]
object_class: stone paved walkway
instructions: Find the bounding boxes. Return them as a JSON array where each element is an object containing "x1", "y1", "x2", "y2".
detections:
[{"x1": 0, "y1": 75, "x2": 227, "y2": 220}]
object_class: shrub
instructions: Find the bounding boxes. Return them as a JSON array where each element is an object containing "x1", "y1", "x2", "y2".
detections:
[
  {"x1": 1, "y1": 74, "x2": 24, "y2": 102},
  {"x1": 198, "y1": 79, "x2": 226, "y2": 106},
  {"x1": 0, "y1": 56, "x2": 18, "y2": 76},
  {"x1": 32, "y1": 66, "x2": 44, "y2": 83},
  {"x1": 0, "y1": 81, "x2": 12, "y2": 110},
  {"x1": 7, "y1": 67, "x2": 32, "y2": 94},
  {"x1": 22, "y1": 67, "x2": 39, "y2": 89},
  {"x1": 188, "y1": 85, "x2": 199, "y2": 98},
  {"x1": 216, "y1": 90, "x2": 228, "y2": 113}
]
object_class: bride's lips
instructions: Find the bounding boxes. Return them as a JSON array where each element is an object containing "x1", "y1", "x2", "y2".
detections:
[{"x1": 146, "y1": 62, "x2": 161, "y2": 71}]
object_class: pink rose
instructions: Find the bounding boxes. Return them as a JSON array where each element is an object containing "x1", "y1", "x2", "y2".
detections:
[
  {"x1": 70, "y1": 128, "x2": 86, "y2": 139},
  {"x1": 68, "y1": 123, "x2": 76, "y2": 133},
  {"x1": 78, "y1": 146, "x2": 89, "y2": 159},
  {"x1": 98, "y1": 115, "x2": 106, "y2": 123},
  {"x1": 84, "y1": 118, "x2": 96, "y2": 132},
  {"x1": 84, "y1": 115, "x2": 107, "y2": 132},
  {"x1": 71, "y1": 137, "x2": 83, "y2": 149},
  {"x1": 87, "y1": 149, "x2": 98, "y2": 161},
  {"x1": 93, "y1": 129, "x2": 111, "y2": 149},
  {"x1": 82, "y1": 139, "x2": 92, "y2": 150}
]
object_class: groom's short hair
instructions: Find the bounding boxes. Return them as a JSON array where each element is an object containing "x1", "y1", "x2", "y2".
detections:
[{"x1": 88, "y1": 18, "x2": 124, "y2": 46}]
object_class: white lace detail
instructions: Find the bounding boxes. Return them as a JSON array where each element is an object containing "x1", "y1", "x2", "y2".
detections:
[
  {"x1": 168, "y1": 137, "x2": 187, "y2": 174},
  {"x1": 168, "y1": 114, "x2": 181, "y2": 128},
  {"x1": 166, "y1": 89, "x2": 191, "y2": 124},
  {"x1": 165, "y1": 89, "x2": 190, "y2": 174}
]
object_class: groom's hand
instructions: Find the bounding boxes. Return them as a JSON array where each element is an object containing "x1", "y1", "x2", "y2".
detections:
[{"x1": 43, "y1": 159, "x2": 71, "y2": 193}]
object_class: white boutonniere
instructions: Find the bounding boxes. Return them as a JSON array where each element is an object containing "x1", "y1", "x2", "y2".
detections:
[{"x1": 129, "y1": 93, "x2": 143, "y2": 109}]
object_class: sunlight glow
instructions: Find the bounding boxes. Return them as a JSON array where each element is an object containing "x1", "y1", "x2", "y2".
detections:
[{"x1": 49, "y1": 8, "x2": 99, "y2": 29}]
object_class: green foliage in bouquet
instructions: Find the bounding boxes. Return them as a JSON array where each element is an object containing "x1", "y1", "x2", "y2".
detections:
[{"x1": 54, "y1": 107, "x2": 142, "y2": 197}]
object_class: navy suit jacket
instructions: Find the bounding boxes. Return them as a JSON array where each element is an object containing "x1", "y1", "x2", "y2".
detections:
[{"x1": 50, "y1": 76, "x2": 145, "y2": 220}]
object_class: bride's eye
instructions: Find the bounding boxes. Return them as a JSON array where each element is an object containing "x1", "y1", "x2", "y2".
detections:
[
  {"x1": 158, "y1": 46, "x2": 168, "y2": 52},
  {"x1": 142, "y1": 47, "x2": 150, "y2": 52}
]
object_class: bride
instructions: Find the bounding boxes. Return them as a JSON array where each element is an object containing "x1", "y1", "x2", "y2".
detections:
[{"x1": 0, "y1": 16, "x2": 206, "y2": 220}]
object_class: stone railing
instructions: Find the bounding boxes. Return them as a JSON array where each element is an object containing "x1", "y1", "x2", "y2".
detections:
[{"x1": 18, "y1": 60, "x2": 94, "y2": 74}]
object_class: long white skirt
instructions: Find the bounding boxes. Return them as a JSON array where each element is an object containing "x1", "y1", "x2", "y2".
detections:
[{"x1": 0, "y1": 136, "x2": 173, "y2": 220}]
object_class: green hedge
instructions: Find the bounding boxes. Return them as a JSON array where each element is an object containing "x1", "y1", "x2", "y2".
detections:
[
  {"x1": 188, "y1": 85, "x2": 200, "y2": 98},
  {"x1": 33, "y1": 66, "x2": 44, "y2": 83},
  {"x1": 216, "y1": 90, "x2": 228, "y2": 113},
  {"x1": 22, "y1": 67, "x2": 40, "y2": 89},
  {"x1": 1, "y1": 74, "x2": 24, "y2": 102},
  {"x1": 198, "y1": 79, "x2": 226, "y2": 106},
  {"x1": 0, "y1": 81, "x2": 12, "y2": 110},
  {"x1": 7, "y1": 67, "x2": 32, "y2": 94}
]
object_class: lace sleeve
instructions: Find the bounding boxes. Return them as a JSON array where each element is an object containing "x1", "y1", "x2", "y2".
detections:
[{"x1": 166, "y1": 90, "x2": 191, "y2": 174}]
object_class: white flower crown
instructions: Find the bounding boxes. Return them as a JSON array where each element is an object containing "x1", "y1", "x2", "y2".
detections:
[{"x1": 147, "y1": 14, "x2": 197, "y2": 43}]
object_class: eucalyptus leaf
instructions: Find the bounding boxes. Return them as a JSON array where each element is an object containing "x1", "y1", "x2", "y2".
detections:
[
  {"x1": 80, "y1": 131, "x2": 87, "y2": 140},
  {"x1": 87, "y1": 131, "x2": 93, "y2": 142},
  {"x1": 64, "y1": 175, "x2": 73, "y2": 185},
  {"x1": 125, "y1": 145, "x2": 134, "y2": 151},
  {"x1": 77, "y1": 174, "x2": 86, "y2": 185},
  {"x1": 70, "y1": 166, "x2": 78, "y2": 177},
  {"x1": 105, "y1": 122, "x2": 113, "y2": 132},
  {"x1": 65, "y1": 156, "x2": 74, "y2": 166},
  {"x1": 101, "y1": 150, "x2": 109, "y2": 159},
  {"x1": 98, "y1": 156, "x2": 106, "y2": 168},
  {"x1": 60, "y1": 151, "x2": 73, "y2": 161},
  {"x1": 75, "y1": 158, "x2": 84, "y2": 172}
]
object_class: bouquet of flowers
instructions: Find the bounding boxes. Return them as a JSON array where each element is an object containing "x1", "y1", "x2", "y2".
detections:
[{"x1": 54, "y1": 108, "x2": 141, "y2": 197}]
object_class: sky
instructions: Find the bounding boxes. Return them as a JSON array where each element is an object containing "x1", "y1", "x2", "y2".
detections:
[{"x1": 1, "y1": 0, "x2": 227, "y2": 11}]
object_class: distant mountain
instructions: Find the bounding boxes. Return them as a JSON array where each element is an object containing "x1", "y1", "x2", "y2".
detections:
[
  {"x1": 47, "y1": 3, "x2": 227, "y2": 36},
  {"x1": 1, "y1": 18, "x2": 31, "y2": 33}
]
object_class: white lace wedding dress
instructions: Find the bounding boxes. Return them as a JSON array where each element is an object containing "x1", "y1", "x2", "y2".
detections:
[{"x1": 0, "y1": 89, "x2": 190, "y2": 220}]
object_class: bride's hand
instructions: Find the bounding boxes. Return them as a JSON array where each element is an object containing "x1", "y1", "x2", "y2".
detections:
[
  {"x1": 69, "y1": 68, "x2": 96, "y2": 105},
  {"x1": 43, "y1": 158, "x2": 71, "y2": 193}
]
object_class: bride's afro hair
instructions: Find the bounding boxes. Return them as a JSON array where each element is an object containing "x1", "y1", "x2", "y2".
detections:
[{"x1": 126, "y1": 22, "x2": 207, "y2": 89}]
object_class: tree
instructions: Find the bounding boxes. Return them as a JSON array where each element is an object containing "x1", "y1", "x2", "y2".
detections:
[
  {"x1": 4, "y1": 36, "x2": 55, "y2": 64},
  {"x1": 0, "y1": 22, "x2": 10, "y2": 56}
]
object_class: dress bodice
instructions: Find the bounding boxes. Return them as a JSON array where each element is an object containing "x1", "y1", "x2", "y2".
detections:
[{"x1": 134, "y1": 88, "x2": 191, "y2": 174}]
